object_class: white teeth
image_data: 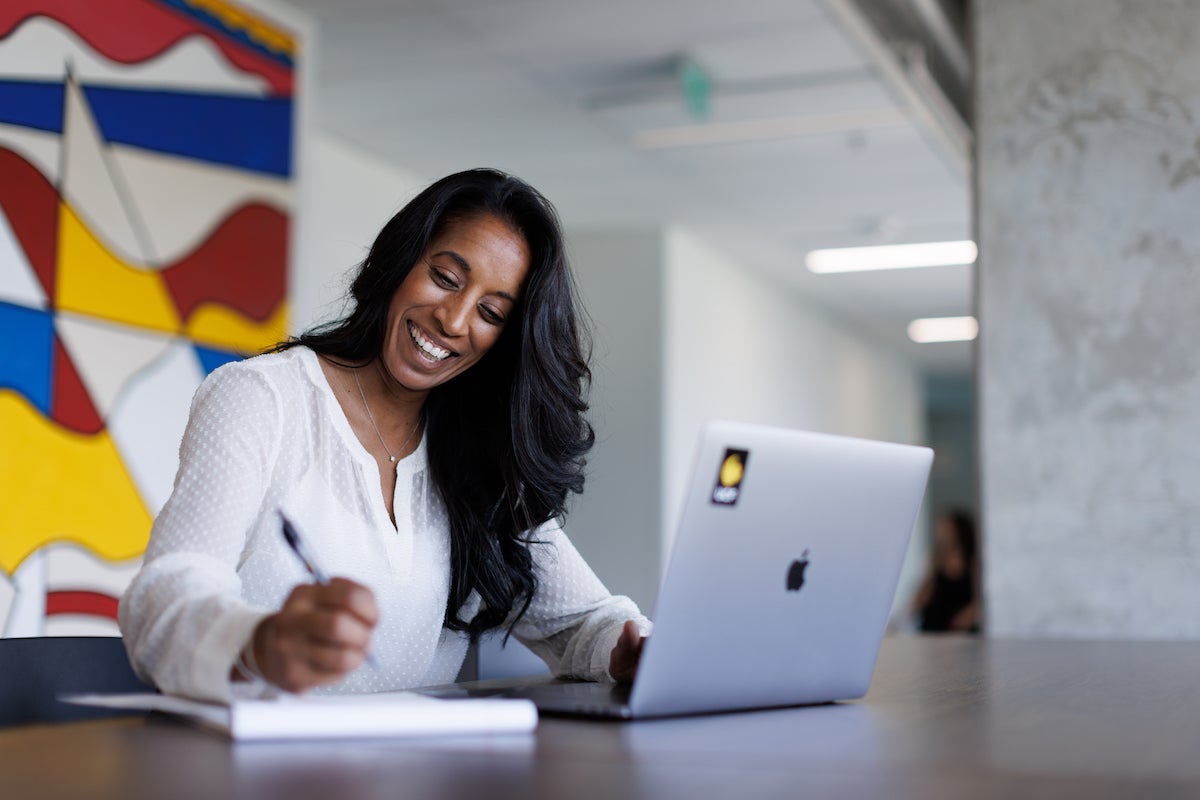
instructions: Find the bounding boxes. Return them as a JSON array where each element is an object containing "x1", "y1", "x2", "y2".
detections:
[{"x1": 408, "y1": 322, "x2": 451, "y2": 361}]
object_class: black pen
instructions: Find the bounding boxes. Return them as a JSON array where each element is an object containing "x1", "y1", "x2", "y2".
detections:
[{"x1": 278, "y1": 511, "x2": 379, "y2": 669}]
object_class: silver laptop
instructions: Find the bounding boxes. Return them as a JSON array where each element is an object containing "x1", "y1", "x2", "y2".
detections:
[{"x1": 441, "y1": 420, "x2": 932, "y2": 719}]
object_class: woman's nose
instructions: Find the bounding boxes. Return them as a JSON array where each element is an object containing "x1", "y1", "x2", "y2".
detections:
[{"x1": 433, "y1": 294, "x2": 471, "y2": 335}]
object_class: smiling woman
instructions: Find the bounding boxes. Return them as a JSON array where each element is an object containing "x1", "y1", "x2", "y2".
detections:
[
  {"x1": 381, "y1": 214, "x2": 530, "y2": 395},
  {"x1": 118, "y1": 169, "x2": 651, "y2": 701}
]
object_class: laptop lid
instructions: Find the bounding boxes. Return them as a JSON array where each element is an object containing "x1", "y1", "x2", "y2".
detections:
[{"x1": 626, "y1": 420, "x2": 932, "y2": 718}]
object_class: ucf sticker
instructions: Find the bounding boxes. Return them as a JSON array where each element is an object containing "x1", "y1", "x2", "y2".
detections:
[{"x1": 711, "y1": 448, "x2": 749, "y2": 506}]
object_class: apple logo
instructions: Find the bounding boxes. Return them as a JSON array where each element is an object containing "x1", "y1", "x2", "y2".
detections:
[{"x1": 786, "y1": 550, "x2": 810, "y2": 592}]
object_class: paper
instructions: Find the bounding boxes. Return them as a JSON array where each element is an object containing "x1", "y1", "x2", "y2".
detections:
[{"x1": 61, "y1": 691, "x2": 538, "y2": 741}]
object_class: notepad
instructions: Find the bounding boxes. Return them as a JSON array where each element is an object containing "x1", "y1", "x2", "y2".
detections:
[{"x1": 60, "y1": 691, "x2": 538, "y2": 741}]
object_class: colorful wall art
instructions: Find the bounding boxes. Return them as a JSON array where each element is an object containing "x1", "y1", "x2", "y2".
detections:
[{"x1": 0, "y1": 0, "x2": 298, "y2": 636}]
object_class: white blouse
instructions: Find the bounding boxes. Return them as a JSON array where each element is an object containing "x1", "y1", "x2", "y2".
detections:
[{"x1": 119, "y1": 346, "x2": 648, "y2": 703}]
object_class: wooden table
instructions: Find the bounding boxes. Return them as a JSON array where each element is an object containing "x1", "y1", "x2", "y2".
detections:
[{"x1": 2, "y1": 638, "x2": 1197, "y2": 799}]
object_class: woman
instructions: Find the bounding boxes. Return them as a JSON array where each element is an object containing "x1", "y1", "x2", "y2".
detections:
[
  {"x1": 913, "y1": 510, "x2": 979, "y2": 633},
  {"x1": 120, "y1": 169, "x2": 650, "y2": 701}
]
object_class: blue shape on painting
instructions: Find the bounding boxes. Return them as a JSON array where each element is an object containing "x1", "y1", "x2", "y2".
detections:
[
  {"x1": 0, "y1": 81, "x2": 291, "y2": 177},
  {"x1": 0, "y1": 81, "x2": 62, "y2": 133},
  {"x1": 194, "y1": 344, "x2": 242, "y2": 376},
  {"x1": 0, "y1": 302, "x2": 54, "y2": 414},
  {"x1": 87, "y1": 87, "x2": 292, "y2": 177}
]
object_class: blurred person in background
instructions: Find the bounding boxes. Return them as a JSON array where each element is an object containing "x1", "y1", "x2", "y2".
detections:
[{"x1": 913, "y1": 510, "x2": 980, "y2": 633}]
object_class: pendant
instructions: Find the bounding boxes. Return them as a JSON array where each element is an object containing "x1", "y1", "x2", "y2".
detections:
[{"x1": 389, "y1": 455, "x2": 397, "y2": 463}]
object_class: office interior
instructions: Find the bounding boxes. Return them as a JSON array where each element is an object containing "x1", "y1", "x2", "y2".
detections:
[
  {"x1": 284, "y1": 0, "x2": 977, "y2": 648},
  {"x1": 1, "y1": 0, "x2": 1195, "y2": 692},
  {"x1": 3, "y1": 3, "x2": 1199, "y2": 797},
  {"x1": 278, "y1": 0, "x2": 1200, "y2": 649}
]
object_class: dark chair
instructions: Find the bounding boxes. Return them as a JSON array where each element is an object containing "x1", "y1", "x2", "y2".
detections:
[{"x1": 0, "y1": 636, "x2": 154, "y2": 727}]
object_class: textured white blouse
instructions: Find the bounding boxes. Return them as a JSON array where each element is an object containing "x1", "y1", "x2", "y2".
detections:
[{"x1": 119, "y1": 346, "x2": 648, "y2": 703}]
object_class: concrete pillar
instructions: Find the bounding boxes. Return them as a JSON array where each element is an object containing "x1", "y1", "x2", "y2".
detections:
[{"x1": 976, "y1": 0, "x2": 1200, "y2": 637}]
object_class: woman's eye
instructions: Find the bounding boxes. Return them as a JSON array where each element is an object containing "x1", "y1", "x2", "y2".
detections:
[
  {"x1": 430, "y1": 267, "x2": 458, "y2": 288},
  {"x1": 480, "y1": 305, "x2": 505, "y2": 325}
]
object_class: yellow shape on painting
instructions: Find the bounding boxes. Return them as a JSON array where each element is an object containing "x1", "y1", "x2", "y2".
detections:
[
  {"x1": 187, "y1": 299, "x2": 288, "y2": 354},
  {"x1": 0, "y1": 391, "x2": 151, "y2": 575},
  {"x1": 184, "y1": 0, "x2": 298, "y2": 58},
  {"x1": 55, "y1": 202, "x2": 181, "y2": 335}
]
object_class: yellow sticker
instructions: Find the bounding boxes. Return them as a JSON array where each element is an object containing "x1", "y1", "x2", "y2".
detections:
[{"x1": 712, "y1": 448, "x2": 749, "y2": 506}]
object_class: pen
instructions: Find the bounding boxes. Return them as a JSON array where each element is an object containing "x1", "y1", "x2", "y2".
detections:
[{"x1": 278, "y1": 511, "x2": 379, "y2": 669}]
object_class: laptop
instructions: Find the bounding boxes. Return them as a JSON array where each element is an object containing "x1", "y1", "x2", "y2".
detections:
[{"x1": 438, "y1": 420, "x2": 932, "y2": 719}]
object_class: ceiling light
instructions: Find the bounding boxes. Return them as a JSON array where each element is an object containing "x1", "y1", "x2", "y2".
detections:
[
  {"x1": 907, "y1": 316, "x2": 978, "y2": 343},
  {"x1": 634, "y1": 109, "x2": 906, "y2": 149},
  {"x1": 805, "y1": 240, "x2": 976, "y2": 273}
]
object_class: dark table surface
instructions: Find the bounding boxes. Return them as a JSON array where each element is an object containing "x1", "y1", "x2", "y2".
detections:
[{"x1": 2, "y1": 637, "x2": 1198, "y2": 800}]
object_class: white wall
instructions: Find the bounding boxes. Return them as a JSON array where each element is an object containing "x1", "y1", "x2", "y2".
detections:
[
  {"x1": 662, "y1": 228, "x2": 927, "y2": 620},
  {"x1": 568, "y1": 226, "x2": 927, "y2": 615},
  {"x1": 291, "y1": 133, "x2": 425, "y2": 334},
  {"x1": 563, "y1": 229, "x2": 665, "y2": 612}
]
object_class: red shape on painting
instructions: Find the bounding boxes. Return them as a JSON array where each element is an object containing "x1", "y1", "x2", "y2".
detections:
[
  {"x1": 45, "y1": 589, "x2": 120, "y2": 620},
  {"x1": 51, "y1": 336, "x2": 104, "y2": 434},
  {"x1": 0, "y1": 0, "x2": 293, "y2": 96},
  {"x1": 161, "y1": 203, "x2": 288, "y2": 324},
  {"x1": 0, "y1": 148, "x2": 58, "y2": 299}
]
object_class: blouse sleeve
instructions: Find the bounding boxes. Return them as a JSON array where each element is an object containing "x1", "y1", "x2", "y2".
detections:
[
  {"x1": 510, "y1": 520, "x2": 652, "y2": 683},
  {"x1": 118, "y1": 363, "x2": 282, "y2": 702}
]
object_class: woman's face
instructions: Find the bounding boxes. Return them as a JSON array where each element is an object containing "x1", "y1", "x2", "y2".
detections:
[
  {"x1": 380, "y1": 213, "x2": 531, "y2": 398},
  {"x1": 934, "y1": 517, "x2": 965, "y2": 578}
]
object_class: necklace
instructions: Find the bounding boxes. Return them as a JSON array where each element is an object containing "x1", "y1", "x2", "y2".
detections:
[{"x1": 354, "y1": 367, "x2": 419, "y2": 463}]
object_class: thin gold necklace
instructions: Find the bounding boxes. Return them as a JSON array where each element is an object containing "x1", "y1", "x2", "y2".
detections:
[{"x1": 354, "y1": 367, "x2": 419, "y2": 463}]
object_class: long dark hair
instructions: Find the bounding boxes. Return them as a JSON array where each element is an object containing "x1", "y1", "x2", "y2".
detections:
[
  {"x1": 946, "y1": 510, "x2": 977, "y2": 565},
  {"x1": 275, "y1": 168, "x2": 594, "y2": 638}
]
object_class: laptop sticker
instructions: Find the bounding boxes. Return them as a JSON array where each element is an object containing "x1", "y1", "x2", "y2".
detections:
[{"x1": 711, "y1": 448, "x2": 749, "y2": 506}]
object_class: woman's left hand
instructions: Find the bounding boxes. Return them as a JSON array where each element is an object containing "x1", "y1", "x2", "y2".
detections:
[{"x1": 608, "y1": 620, "x2": 646, "y2": 684}]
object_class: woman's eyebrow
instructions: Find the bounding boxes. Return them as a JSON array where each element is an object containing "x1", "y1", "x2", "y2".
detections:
[{"x1": 431, "y1": 250, "x2": 471, "y2": 271}]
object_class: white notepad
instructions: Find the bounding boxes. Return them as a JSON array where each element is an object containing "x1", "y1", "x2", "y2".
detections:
[{"x1": 61, "y1": 691, "x2": 538, "y2": 741}]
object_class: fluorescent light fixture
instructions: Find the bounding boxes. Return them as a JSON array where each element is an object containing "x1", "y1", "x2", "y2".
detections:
[
  {"x1": 634, "y1": 109, "x2": 906, "y2": 149},
  {"x1": 805, "y1": 240, "x2": 977, "y2": 273},
  {"x1": 907, "y1": 316, "x2": 978, "y2": 343}
]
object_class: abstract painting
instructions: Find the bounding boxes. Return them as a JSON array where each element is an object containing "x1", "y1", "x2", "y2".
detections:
[{"x1": 0, "y1": 0, "x2": 297, "y2": 636}]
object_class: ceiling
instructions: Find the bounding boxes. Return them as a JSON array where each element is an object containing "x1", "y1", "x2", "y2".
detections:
[{"x1": 278, "y1": 0, "x2": 973, "y2": 375}]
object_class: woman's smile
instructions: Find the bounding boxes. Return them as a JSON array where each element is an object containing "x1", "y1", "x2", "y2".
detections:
[{"x1": 407, "y1": 320, "x2": 454, "y2": 363}]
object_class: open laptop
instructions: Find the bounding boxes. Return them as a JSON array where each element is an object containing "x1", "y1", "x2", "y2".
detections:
[{"x1": 438, "y1": 420, "x2": 933, "y2": 719}]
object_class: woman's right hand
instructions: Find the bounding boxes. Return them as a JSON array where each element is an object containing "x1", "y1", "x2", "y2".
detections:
[{"x1": 247, "y1": 577, "x2": 379, "y2": 693}]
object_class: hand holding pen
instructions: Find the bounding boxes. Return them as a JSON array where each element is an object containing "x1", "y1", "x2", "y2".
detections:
[
  {"x1": 241, "y1": 512, "x2": 380, "y2": 694},
  {"x1": 280, "y1": 512, "x2": 380, "y2": 670}
]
